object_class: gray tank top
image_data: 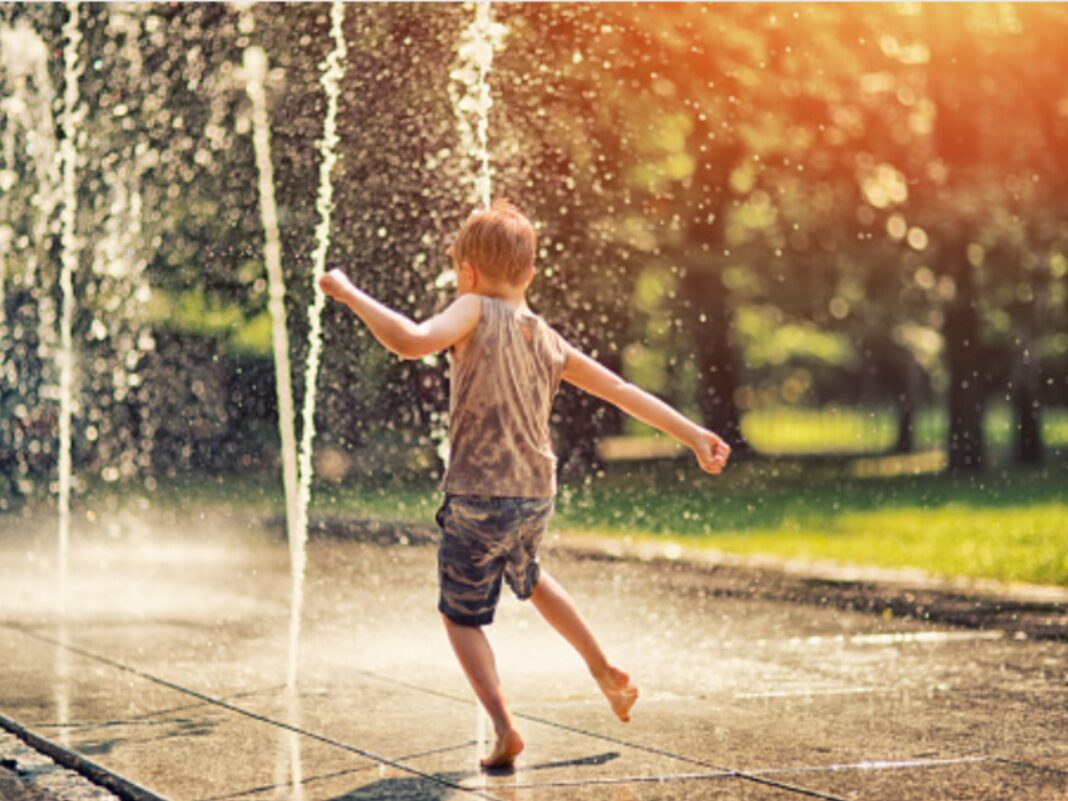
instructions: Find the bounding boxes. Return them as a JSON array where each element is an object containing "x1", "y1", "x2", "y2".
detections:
[{"x1": 440, "y1": 295, "x2": 569, "y2": 498}]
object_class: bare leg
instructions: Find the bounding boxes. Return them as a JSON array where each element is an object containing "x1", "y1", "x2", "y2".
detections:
[
  {"x1": 442, "y1": 615, "x2": 524, "y2": 768},
  {"x1": 529, "y1": 572, "x2": 639, "y2": 722}
]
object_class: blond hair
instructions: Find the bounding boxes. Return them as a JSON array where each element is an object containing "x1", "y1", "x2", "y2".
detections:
[{"x1": 449, "y1": 199, "x2": 536, "y2": 286}]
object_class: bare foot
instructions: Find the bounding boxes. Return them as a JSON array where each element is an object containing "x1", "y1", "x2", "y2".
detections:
[
  {"x1": 596, "y1": 666, "x2": 639, "y2": 723},
  {"x1": 480, "y1": 728, "x2": 524, "y2": 769}
]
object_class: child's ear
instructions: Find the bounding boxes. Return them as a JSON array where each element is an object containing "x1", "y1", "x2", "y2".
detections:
[{"x1": 462, "y1": 262, "x2": 478, "y2": 288}]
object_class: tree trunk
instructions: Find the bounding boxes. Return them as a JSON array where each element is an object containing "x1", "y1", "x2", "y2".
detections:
[
  {"x1": 943, "y1": 241, "x2": 985, "y2": 472},
  {"x1": 894, "y1": 353, "x2": 920, "y2": 454},
  {"x1": 895, "y1": 397, "x2": 914, "y2": 455},
  {"x1": 1015, "y1": 245, "x2": 1049, "y2": 465},
  {"x1": 681, "y1": 265, "x2": 748, "y2": 453},
  {"x1": 1013, "y1": 336, "x2": 1042, "y2": 465}
]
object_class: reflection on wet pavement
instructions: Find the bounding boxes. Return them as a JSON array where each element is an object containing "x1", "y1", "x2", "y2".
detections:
[{"x1": 1, "y1": 509, "x2": 1065, "y2": 800}]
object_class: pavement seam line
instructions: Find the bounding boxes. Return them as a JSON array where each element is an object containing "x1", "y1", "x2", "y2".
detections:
[
  {"x1": 197, "y1": 740, "x2": 478, "y2": 801},
  {"x1": 0, "y1": 708, "x2": 167, "y2": 801},
  {"x1": 3, "y1": 624, "x2": 504, "y2": 801},
  {"x1": 31, "y1": 684, "x2": 290, "y2": 735},
  {"x1": 476, "y1": 755, "x2": 1000, "y2": 790},
  {"x1": 994, "y1": 756, "x2": 1068, "y2": 778},
  {"x1": 463, "y1": 770, "x2": 736, "y2": 790},
  {"x1": 351, "y1": 668, "x2": 851, "y2": 801}
]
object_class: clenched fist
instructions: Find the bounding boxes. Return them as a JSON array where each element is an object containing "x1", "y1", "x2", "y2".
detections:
[
  {"x1": 692, "y1": 430, "x2": 731, "y2": 475},
  {"x1": 319, "y1": 268, "x2": 352, "y2": 301}
]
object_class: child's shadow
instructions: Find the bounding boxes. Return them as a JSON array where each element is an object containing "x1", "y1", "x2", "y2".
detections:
[
  {"x1": 327, "y1": 772, "x2": 466, "y2": 801},
  {"x1": 482, "y1": 749, "x2": 620, "y2": 777},
  {"x1": 328, "y1": 753, "x2": 621, "y2": 799}
]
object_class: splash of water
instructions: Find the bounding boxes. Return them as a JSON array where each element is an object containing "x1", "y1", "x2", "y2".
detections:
[
  {"x1": 286, "y1": 685, "x2": 305, "y2": 801},
  {"x1": 450, "y1": 0, "x2": 506, "y2": 211},
  {"x1": 290, "y1": 0, "x2": 348, "y2": 690},
  {"x1": 57, "y1": 2, "x2": 84, "y2": 610},
  {"x1": 243, "y1": 45, "x2": 302, "y2": 638},
  {"x1": 1, "y1": 22, "x2": 62, "y2": 501},
  {"x1": 0, "y1": 21, "x2": 61, "y2": 306},
  {"x1": 90, "y1": 154, "x2": 154, "y2": 483},
  {"x1": 99, "y1": 8, "x2": 156, "y2": 486},
  {"x1": 435, "y1": 1, "x2": 507, "y2": 469}
]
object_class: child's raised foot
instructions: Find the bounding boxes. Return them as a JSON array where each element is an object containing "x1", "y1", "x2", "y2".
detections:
[
  {"x1": 480, "y1": 728, "x2": 524, "y2": 770},
  {"x1": 595, "y1": 666, "x2": 639, "y2": 723}
]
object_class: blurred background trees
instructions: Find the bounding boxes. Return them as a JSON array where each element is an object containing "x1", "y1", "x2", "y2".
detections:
[{"x1": 1, "y1": 3, "x2": 1067, "y2": 505}]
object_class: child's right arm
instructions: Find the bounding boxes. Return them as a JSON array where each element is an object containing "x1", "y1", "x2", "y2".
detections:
[
  {"x1": 319, "y1": 269, "x2": 480, "y2": 359},
  {"x1": 561, "y1": 345, "x2": 731, "y2": 475}
]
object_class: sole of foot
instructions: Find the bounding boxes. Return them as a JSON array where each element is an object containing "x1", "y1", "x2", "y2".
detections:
[
  {"x1": 597, "y1": 666, "x2": 639, "y2": 723},
  {"x1": 480, "y1": 729, "x2": 524, "y2": 770}
]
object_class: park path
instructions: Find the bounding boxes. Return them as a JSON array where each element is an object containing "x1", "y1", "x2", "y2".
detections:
[{"x1": 0, "y1": 507, "x2": 1065, "y2": 800}]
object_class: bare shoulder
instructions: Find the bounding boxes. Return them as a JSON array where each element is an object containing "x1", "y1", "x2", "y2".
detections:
[
  {"x1": 447, "y1": 292, "x2": 483, "y2": 355},
  {"x1": 438, "y1": 292, "x2": 482, "y2": 330},
  {"x1": 449, "y1": 292, "x2": 483, "y2": 318}
]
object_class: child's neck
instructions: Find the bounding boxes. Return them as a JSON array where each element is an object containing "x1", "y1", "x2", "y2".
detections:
[{"x1": 473, "y1": 287, "x2": 527, "y2": 310}]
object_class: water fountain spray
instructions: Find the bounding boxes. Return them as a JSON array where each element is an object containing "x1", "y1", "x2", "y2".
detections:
[
  {"x1": 450, "y1": 0, "x2": 506, "y2": 748},
  {"x1": 57, "y1": 1, "x2": 84, "y2": 608},
  {"x1": 243, "y1": 45, "x2": 302, "y2": 625},
  {"x1": 290, "y1": 0, "x2": 348, "y2": 690},
  {"x1": 0, "y1": 21, "x2": 61, "y2": 393},
  {"x1": 431, "y1": 0, "x2": 509, "y2": 472},
  {"x1": 451, "y1": 0, "x2": 506, "y2": 212}
]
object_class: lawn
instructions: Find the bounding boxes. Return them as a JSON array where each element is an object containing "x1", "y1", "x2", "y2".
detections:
[
  {"x1": 301, "y1": 454, "x2": 1068, "y2": 588},
  {"x1": 550, "y1": 459, "x2": 1068, "y2": 588},
  {"x1": 47, "y1": 402, "x2": 1068, "y2": 589}
]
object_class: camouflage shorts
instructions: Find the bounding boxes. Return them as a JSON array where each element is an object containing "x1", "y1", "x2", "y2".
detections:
[{"x1": 435, "y1": 494, "x2": 555, "y2": 627}]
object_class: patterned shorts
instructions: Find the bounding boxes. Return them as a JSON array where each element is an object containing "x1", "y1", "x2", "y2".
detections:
[{"x1": 435, "y1": 494, "x2": 555, "y2": 627}]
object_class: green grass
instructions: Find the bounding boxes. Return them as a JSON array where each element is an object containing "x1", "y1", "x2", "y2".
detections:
[
  {"x1": 549, "y1": 458, "x2": 1068, "y2": 587},
  {"x1": 54, "y1": 403, "x2": 1068, "y2": 588},
  {"x1": 149, "y1": 456, "x2": 1066, "y2": 588},
  {"x1": 741, "y1": 402, "x2": 1068, "y2": 456},
  {"x1": 705, "y1": 504, "x2": 1067, "y2": 587}
]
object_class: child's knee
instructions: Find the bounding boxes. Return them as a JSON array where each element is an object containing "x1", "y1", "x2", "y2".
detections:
[{"x1": 440, "y1": 610, "x2": 485, "y2": 629}]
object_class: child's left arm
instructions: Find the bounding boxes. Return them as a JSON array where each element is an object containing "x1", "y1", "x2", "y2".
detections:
[{"x1": 319, "y1": 268, "x2": 480, "y2": 359}]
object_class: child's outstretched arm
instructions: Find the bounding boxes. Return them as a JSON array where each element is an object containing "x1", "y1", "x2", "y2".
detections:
[
  {"x1": 561, "y1": 345, "x2": 731, "y2": 475},
  {"x1": 319, "y1": 268, "x2": 480, "y2": 359}
]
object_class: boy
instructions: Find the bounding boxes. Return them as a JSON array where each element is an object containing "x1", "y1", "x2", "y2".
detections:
[{"x1": 319, "y1": 199, "x2": 731, "y2": 769}]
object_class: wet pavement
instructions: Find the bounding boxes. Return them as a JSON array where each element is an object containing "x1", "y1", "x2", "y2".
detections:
[{"x1": 0, "y1": 507, "x2": 1065, "y2": 800}]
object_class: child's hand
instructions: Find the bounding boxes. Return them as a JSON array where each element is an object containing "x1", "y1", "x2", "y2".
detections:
[
  {"x1": 692, "y1": 429, "x2": 731, "y2": 475},
  {"x1": 319, "y1": 268, "x2": 352, "y2": 301}
]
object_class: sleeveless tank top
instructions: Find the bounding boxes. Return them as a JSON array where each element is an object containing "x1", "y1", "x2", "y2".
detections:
[{"x1": 440, "y1": 295, "x2": 569, "y2": 498}]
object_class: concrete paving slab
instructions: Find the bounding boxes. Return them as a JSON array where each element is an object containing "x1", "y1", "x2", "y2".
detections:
[
  {"x1": 273, "y1": 769, "x2": 805, "y2": 801},
  {"x1": 200, "y1": 767, "x2": 478, "y2": 801},
  {"x1": 1, "y1": 510, "x2": 1065, "y2": 801},
  {"x1": 0, "y1": 626, "x2": 284, "y2": 738},
  {"x1": 524, "y1": 682, "x2": 1066, "y2": 774},
  {"x1": 69, "y1": 725, "x2": 369, "y2": 801},
  {"x1": 1012, "y1": 753, "x2": 1068, "y2": 775},
  {"x1": 0, "y1": 730, "x2": 121, "y2": 801},
  {"x1": 777, "y1": 761, "x2": 1068, "y2": 801},
  {"x1": 479, "y1": 775, "x2": 808, "y2": 801},
  {"x1": 401, "y1": 724, "x2": 686, "y2": 787}
]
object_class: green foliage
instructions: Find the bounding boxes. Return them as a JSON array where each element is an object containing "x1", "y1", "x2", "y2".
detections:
[
  {"x1": 5, "y1": 3, "x2": 1068, "y2": 493},
  {"x1": 737, "y1": 305, "x2": 857, "y2": 370},
  {"x1": 148, "y1": 287, "x2": 271, "y2": 355}
]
